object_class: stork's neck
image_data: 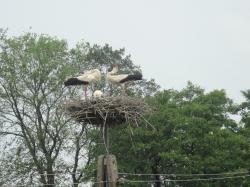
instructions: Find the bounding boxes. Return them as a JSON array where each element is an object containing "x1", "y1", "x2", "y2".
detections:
[{"x1": 109, "y1": 66, "x2": 118, "y2": 75}]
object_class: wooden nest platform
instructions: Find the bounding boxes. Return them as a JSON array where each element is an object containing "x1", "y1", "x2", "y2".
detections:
[{"x1": 64, "y1": 96, "x2": 151, "y2": 127}]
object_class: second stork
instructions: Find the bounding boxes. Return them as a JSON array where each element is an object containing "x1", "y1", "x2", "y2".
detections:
[{"x1": 107, "y1": 64, "x2": 142, "y2": 94}]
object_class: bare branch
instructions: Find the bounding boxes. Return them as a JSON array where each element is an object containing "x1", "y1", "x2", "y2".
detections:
[{"x1": 0, "y1": 131, "x2": 24, "y2": 138}]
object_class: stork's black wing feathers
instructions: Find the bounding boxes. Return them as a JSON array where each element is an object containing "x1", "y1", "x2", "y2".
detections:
[
  {"x1": 64, "y1": 78, "x2": 89, "y2": 86},
  {"x1": 119, "y1": 74, "x2": 142, "y2": 83}
]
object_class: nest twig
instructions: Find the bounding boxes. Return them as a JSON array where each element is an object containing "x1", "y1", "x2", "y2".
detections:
[{"x1": 64, "y1": 96, "x2": 151, "y2": 127}]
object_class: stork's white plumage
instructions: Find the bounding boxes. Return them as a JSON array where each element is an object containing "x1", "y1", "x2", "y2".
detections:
[
  {"x1": 64, "y1": 69, "x2": 101, "y2": 86},
  {"x1": 93, "y1": 90, "x2": 103, "y2": 98},
  {"x1": 64, "y1": 69, "x2": 101, "y2": 98},
  {"x1": 106, "y1": 64, "x2": 142, "y2": 94}
]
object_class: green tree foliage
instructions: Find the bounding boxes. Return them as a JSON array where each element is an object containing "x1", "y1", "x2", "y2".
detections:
[
  {"x1": 239, "y1": 90, "x2": 250, "y2": 128},
  {"x1": 238, "y1": 90, "x2": 250, "y2": 185},
  {"x1": 0, "y1": 32, "x2": 78, "y2": 186},
  {"x1": 87, "y1": 82, "x2": 250, "y2": 187}
]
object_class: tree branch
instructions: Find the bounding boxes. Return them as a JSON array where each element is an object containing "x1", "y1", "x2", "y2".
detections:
[{"x1": 0, "y1": 131, "x2": 24, "y2": 137}]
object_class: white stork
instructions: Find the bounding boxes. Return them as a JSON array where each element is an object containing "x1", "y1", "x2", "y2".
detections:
[
  {"x1": 106, "y1": 64, "x2": 142, "y2": 94},
  {"x1": 64, "y1": 69, "x2": 101, "y2": 98}
]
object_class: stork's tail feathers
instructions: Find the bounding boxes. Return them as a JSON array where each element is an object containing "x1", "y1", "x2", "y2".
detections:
[
  {"x1": 120, "y1": 74, "x2": 143, "y2": 83},
  {"x1": 64, "y1": 78, "x2": 89, "y2": 86}
]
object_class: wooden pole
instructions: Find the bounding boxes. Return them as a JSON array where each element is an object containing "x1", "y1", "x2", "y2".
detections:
[
  {"x1": 106, "y1": 155, "x2": 118, "y2": 187},
  {"x1": 97, "y1": 155, "x2": 105, "y2": 187},
  {"x1": 97, "y1": 155, "x2": 118, "y2": 187},
  {"x1": 104, "y1": 124, "x2": 109, "y2": 154}
]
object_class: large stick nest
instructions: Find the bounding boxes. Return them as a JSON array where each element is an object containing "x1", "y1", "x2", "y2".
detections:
[{"x1": 64, "y1": 96, "x2": 151, "y2": 127}]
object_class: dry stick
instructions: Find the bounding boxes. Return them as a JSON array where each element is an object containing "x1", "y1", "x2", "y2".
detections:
[
  {"x1": 134, "y1": 120, "x2": 139, "y2": 128},
  {"x1": 102, "y1": 112, "x2": 109, "y2": 154},
  {"x1": 128, "y1": 122, "x2": 137, "y2": 154},
  {"x1": 139, "y1": 114, "x2": 155, "y2": 131},
  {"x1": 128, "y1": 122, "x2": 134, "y2": 136}
]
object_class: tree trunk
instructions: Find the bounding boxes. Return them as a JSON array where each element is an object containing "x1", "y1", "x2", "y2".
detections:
[
  {"x1": 46, "y1": 175, "x2": 55, "y2": 187},
  {"x1": 152, "y1": 156, "x2": 161, "y2": 187},
  {"x1": 46, "y1": 165, "x2": 55, "y2": 187},
  {"x1": 72, "y1": 175, "x2": 79, "y2": 187},
  {"x1": 154, "y1": 174, "x2": 161, "y2": 187}
]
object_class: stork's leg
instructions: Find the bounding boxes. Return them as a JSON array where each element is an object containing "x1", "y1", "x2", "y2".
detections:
[
  {"x1": 121, "y1": 84, "x2": 127, "y2": 96},
  {"x1": 82, "y1": 85, "x2": 86, "y2": 99},
  {"x1": 84, "y1": 86, "x2": 87, "y2": 99}
]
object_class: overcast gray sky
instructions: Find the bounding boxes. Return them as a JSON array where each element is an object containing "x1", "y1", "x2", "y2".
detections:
[{"x1": 1, "y1": 0, "x2": 249, "y2": 102}]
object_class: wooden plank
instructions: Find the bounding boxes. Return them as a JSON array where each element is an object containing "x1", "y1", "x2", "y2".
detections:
[
  {"x1": 106, "y1": 155, "x2": 118, "y2": 187},
  {"x1": 97, "y1": 155, "x2": 105, "y2": 187}
]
